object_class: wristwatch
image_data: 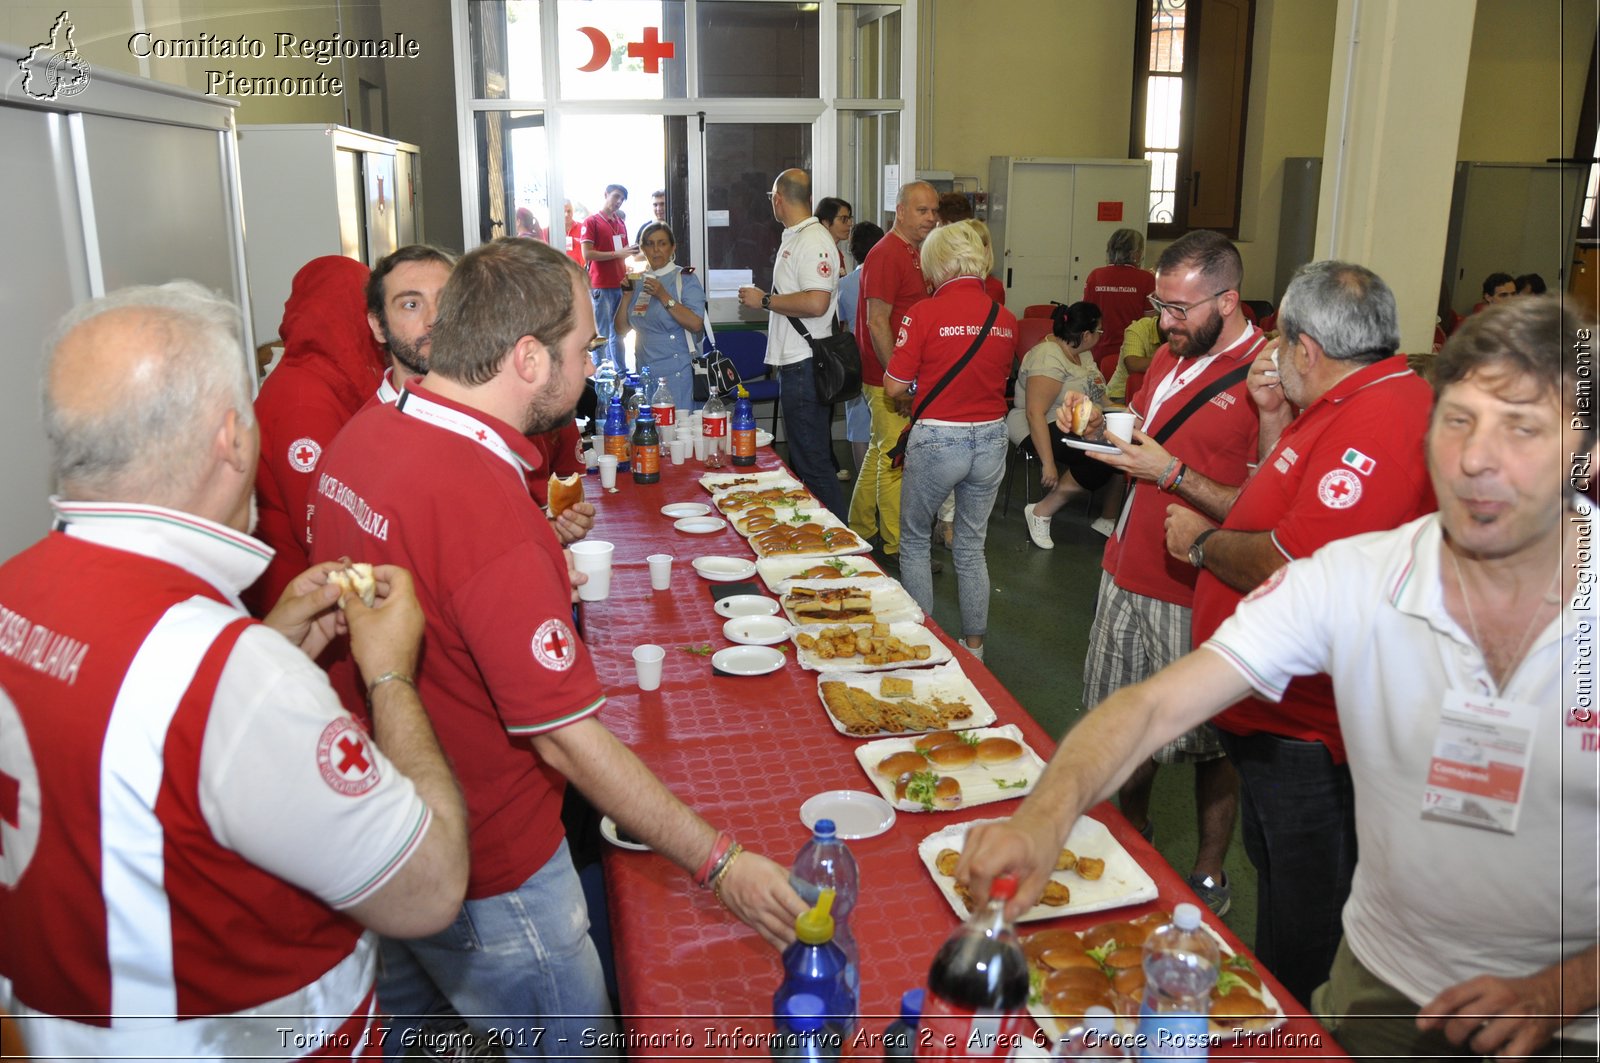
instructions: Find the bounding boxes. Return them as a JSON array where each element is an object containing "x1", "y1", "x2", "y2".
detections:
[
  {"x1": 760, "y1": 292, "x2": 772, "y2": 310},
  {"x1": 1188, "y1": 528, "x2": 1219, "y2": 569},
  {"x1": 665, "y1": 298, "x2": 678, "y2": 309}
]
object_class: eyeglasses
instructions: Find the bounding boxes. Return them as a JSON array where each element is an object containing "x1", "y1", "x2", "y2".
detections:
[
  {"x1": 1147, "y1": 290, "x2": 1230, "y2": 321},
  {"x1": 585, "y1": 334, "x2": 606, "y2": 355}
]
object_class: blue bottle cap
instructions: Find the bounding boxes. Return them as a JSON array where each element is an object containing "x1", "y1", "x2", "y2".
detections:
[
  {"x1": 814, "y1": 819, "x2": 836, "y2": 837},
  {"x1": 899, "y1": 987, "x2": 925, "y2": 1023},
  {"x1": 782, "y1": 992, "x2": 826, "y2": 1033}
]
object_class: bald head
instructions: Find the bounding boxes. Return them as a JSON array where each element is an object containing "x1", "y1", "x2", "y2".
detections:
[
  {"x1": 774, "y1": 168, "x2": 811, "y2": 207},
  {"x1": 894, "y1": 181, "x2": 940, "y2": 246},
  {"x1": 44, "y1": 283, "x2": 254, "y2": 510}
]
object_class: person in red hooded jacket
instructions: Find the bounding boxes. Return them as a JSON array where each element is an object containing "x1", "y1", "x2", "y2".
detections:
[{"x1": 247, "y1": 257, "x2": 389, "y2": 615}]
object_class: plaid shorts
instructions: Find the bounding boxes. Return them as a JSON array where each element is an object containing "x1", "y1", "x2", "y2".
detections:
[{"x1": 1082, "y1": 571, "x2": 1225, "y2": 763}]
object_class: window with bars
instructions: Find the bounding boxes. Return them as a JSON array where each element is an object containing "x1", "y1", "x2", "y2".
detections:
[{"x1": 1130, "y1": 0, "x2": 1254, "y2": 238}]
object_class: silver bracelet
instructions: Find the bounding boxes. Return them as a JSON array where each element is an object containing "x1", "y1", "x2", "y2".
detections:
[{"x1": 366, "y1": 671, "x2": 416, "y2": 701}]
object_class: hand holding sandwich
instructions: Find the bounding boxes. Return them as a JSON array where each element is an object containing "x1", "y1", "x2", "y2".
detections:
[
  {"x1": 1053, "y1": 391, "x2": 1104, "y2": 441},
  {"x1": 263, "y1": 560, "x2": 353, "y2": 659},
  {"x1": 342, "y1": 565, "x2": 426, "y2": 692}
]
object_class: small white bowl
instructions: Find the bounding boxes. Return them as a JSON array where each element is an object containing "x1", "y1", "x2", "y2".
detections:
[
  {"x1": 660, "y1": 502, "x2": 712, "y2": 519},
  {"x1": 714, "y1": 594, "x2": 780, "y2": 619},
  {"x1": 755, "y1": 429, "x2": 775, "y2": 448},
  {"x1": 722, "y1": 615, "x2": 794, "y2": 646},
  {"x1": 674, "y1": 516, "x2": 728, "y2": 534},
  {"x1": 692, "y1": 556, "x2": 757, "y2": 582},
  {"x1": 710, "y1": 644, "x2": 786, "y2": 676}
]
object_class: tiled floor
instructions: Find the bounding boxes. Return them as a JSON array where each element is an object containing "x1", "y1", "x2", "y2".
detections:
[{"x1": 836, "y1": 448, "x2": 1260, "y2": 949}]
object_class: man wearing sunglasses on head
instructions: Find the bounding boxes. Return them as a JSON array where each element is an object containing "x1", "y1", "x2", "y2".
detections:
[{"x1": 1059, "y1": 229, "x2": 1268, "y2": 918}]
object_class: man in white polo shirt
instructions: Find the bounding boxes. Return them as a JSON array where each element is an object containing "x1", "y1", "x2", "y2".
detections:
[
  {"x1": 738, "y1": 168, "x2": 848, "y2": 517},
  {"x1": 961, "y1": 296, "x2": 1598, "y2": 1060}
]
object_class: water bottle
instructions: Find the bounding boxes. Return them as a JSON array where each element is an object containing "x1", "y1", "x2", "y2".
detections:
[
  {"x1": 792, "y1": 820, "x2": 859, "y2": 1012},
  {"x1": 774, "y1": 888, "x2": 854, "y2": 1032},
  {"x1": 651, "y1": 376, "x2": 678, "y2": 436},
  {"x1": 773, "y1": 992, "x2": 844, "y2": 1062},
  {"x1": 701, "y1": 389, "x2": 729, "y2": 469},
  {"x1": 623, "y1": 371, "x2": 644, "y2": 425},
  {"x1": 916, "y1": 875, "x2": 1034, "y2": 1059},
  {"x1": 603, "y1": 394, "x2": 630, "y2": 471},
  {"x1": 883, "y1": 987, "x2": 924, "y2": 1059},
  {"x1": 732, "y1": 384, "x2": 757, "y2": 466},
  {"x1": 594, "y1": 361, "x2": 617, "y2": 411},
  {"x1": 631, "y1": 405, "x2": 660, "y2": 484},
  {"x1": 1136, "y1": 903, "x2": 1218, "y2": 1059},
  {"x1": 1054, "y1": 1007, "x2": 1125, "y2": 1059}
]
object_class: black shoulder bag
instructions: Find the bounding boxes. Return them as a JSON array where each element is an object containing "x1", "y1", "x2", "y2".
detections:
[
  {"x1": 887, "y1": 301, "x2": 1001, "y2": 469},
  {"x1": 784, "y1": 298, "x2": 863, "y2": 405}
]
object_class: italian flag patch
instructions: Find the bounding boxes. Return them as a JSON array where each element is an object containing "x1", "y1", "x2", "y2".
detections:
[{"x1": 1341, "y1": 448, "x2": 1376, "y2": 475}]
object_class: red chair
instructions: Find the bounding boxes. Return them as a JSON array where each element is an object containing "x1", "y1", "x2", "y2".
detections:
[
  {"x1": 1022, "y1": 303, "x2": 1057, "y2": 319},
  {"x1": 1124, "y1": 371, "x2": 1147, "y2": 408},
  {"x1": 1014, "y1": 317, "x2": 1053, "y2": 358}
]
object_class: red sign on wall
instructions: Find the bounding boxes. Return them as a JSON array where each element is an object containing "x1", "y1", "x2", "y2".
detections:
[{"x1": 1097, "y1": 201, "x2": 1123, "y2": 222}]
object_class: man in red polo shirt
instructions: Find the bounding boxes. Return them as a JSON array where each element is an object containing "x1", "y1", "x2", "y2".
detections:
[
  {"x1": 1159, "y1": 260, "x2": 1435, "y2": 1003},
  {"x1": 1071, "y1": 230, "x2": 1267, "y2": 917},
  {"x1": 848, "y1": 180, "x2": 939, "y2": 565},
  {"x1": 312, "y1": 238, "x2": 803, "y2": 1057},
  {"x1": 581, "y1": 184, "x2": 637, "y2": 375}
]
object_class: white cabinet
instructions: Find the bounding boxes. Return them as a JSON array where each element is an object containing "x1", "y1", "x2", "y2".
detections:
[
  {"x1": 236, "y1": 124, "x2": 422, "y2": 343},
  {"x1": 0, "y1": 43, "x2": 250, "y2": 560},
  {"x1": 987, "y1": 158, "x2": 1151, "y2": 310}
]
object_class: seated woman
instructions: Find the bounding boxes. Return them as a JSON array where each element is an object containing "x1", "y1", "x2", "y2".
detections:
[
  {"x1": 1005, "y1": 301, "x2": 1118, "y2": 548},
  {"x1": 613, "y1": 222, "x2": 705, "y2": 413}
]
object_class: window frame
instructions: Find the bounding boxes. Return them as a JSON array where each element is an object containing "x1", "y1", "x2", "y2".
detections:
[{"x1": 1574, "y1": 27, "x2": 1599, "y2": 244}]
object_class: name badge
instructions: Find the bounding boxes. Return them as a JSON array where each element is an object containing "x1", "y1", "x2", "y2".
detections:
[{"x1": 1421, "y1": 689, "x2": 1537, "y2": 834}]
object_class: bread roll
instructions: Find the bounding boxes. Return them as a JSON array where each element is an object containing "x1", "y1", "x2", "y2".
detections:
[
  {"x1": 934, "y1": 776, "x2": 962, "y2": 809},
  {"x1": 925, "y1": 742, "x2": 977, "y2": 770},
  {"x1": 876, "y1": 750, "x2": 928, "y2": 779},
  {"x1": 547, "y1": 473, "x2": 584, "y2": 518},
  {"x1": 913, "y1": 731, "x2": 964, "y2": 753},
  {"x1": 976, "y1": 736, "x2": 1023, "y2": 764},
  {"x1": 328, "y1": 562, "x2": 377, "y2": 608}
]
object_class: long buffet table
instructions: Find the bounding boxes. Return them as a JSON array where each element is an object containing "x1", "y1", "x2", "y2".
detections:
[{"x1": 581, "y1": 447, "x2": 1347, "y2": 1059}]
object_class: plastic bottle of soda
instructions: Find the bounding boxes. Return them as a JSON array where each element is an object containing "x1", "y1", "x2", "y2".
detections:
[
  {"x1": 774, "y1": 888, "x2": 853, "y2": 1032},
  {"x1": 701, "y1": 389, "x2": 729, "y2": 469},
  {"x1": 731, "y1": 384, "x2": 757, "y2": 466},
  {"x1": 651, "y1": 376, "x2": 677, "y2": 438},
  {"x1": 1136, "y1": 903, "x2": 1218, "y2": 1059},
  {"x1": 603, "y1": 394, "x2": 631, "y2": 472},
  {"x1": 631, "y1": 405, "x2": 660, "y2": 484},
  {"x1": 915, "y1": 875, "x2": 1034, "y2": 1059},
  {"x1": 1054, "y1": 1007, "x2": 1125, "y2": 1059},
  {"x1": 882, "y1": 987, "x2": 925, "y2": 1059},
  {"x1": 772, "y1": 992, "x2": 844, "y2": 1062},
  {"x1": 791, "y1": 819, "x2": 859, "y2": 1018}
]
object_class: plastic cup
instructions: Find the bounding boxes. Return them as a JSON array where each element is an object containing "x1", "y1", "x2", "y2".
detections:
[
  {"x1": 571, "y1": 540, "x2": 615, "y2": 601},
  {"x1": 670, "y1": 437, "x2": 688, "y2": 464},
  {"x1": 633, "y1": 644, "x2": 665, "y2": 691},
  {"x1": 598, "y1": 454, "x2": 618, "y2": 489},
  {"x1": 646, "y1": 553, "x2": 674, "y2": 590},
  {"x1": 692, "y1": 433, "x2": 708, "y2": 461},
  {"x1": 1103, "y1": 411, "x2": 1135, "y2": 442}
]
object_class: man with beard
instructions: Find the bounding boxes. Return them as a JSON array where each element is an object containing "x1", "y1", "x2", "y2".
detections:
[
  {"x1": 312, "y1": 238, "x2": 806, "y2": 1058},
  {"x1": 1070, "y1": 230, "x2": 1268, "y2": 916},
  {"x1": 365, "y1": 245, "x2": 455, "y2": 404}
]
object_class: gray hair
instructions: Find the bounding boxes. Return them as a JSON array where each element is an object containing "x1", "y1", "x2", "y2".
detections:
[
  {"x1": 43, "y1": 282, "x2": 253, "y2": 500},
  {"x1": 1278, "y1": 260, "x2": 1398, "y2": 363},
  {"x1": 920, "y1": 220, "x2": 992, "y2": 289},
  {"x1": 1106, "y1": 228, "x2": 1145, "y2": 267}
]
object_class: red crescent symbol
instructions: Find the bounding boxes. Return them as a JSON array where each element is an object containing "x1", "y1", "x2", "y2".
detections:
[{"x1": 577, "y1": 26, "x2": 609, "y2": 72}]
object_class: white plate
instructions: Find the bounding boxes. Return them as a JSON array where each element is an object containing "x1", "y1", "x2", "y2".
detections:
[
  {"x1": 691, "y1": 555, "x2": 758, "y2": 582},
  {"x1": 791, "y1": 621, "x2": 953, "y2": 672},
  {"x1": 750, "y1": 526, "x2": 873, "y2": 559},
  {"x1": 723, "y1": 615, "x2": 794, "y2": 646},
  {"x1": 755, "y1": 429, "x2": 775, "y2": 447},
  {"x1": 781, "y1": 579, "x2": 923, "y2": 627},
  {"x1": 799, "y1": 790, "x2": 897, "y2": 840},
  {"x1": 674, "y1": 516, "x2": 728, "y2": 534},
  {"x1": 714, "y1": 594, "x2": 780, "y2": 618},
  {"x1": 600, "y1": 815, "x2": 651, "y2": 852},
  {"x1": 918, "y1": 815, "x2": 1158, "y2": 923},
  {"x1": 757, "y1": 554, "x2": 889, "y2": 592},
  {"x1": 710, "y1": 644, "x2": 786, "y2": 676},
  {"x1": 1062, "y1": 435, "x2": 1120, "y2": 455},
  {"x1": 815, "y1": 661, "x2": 998, "y2": 737},
  {"x1": 855, "y1": 724, "x2": 1047, "y2": 812},
  {"x1": 660, "y1": 502, "x2": 712, "y2": 518}
]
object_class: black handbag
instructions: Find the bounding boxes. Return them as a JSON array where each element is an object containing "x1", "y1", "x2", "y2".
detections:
[
  {"x1": 886, "y1": 301, "x2": 1001, "y2": 469},
  {"x1": 784, "y1": 302, "x2": 863, "y2": 405},
  {"x1": 693, "y1": 315, "x2": 740, "y2": 402}
]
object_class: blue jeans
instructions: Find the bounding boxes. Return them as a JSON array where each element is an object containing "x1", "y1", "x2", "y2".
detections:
[
  {"x1": 778, "y1": 361, "x2": 846, "y2": 517},
  {"x1": 898, "y1": 420, "x2": 1007, "y2": 638},
  {"x1": 377, "y1": 839, "x2": 617, "y2": 1059},
  {"x1": 1216, "y1": 730, "x2": 1357, "y2": 1006},
  {"x1": 591, "y1": 288, "x2": 625, "y2": 373}
]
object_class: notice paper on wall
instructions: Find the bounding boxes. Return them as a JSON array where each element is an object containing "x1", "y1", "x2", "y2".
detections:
[{"x1": 882, "y1": 164, "x2": 900, "y2": 208}]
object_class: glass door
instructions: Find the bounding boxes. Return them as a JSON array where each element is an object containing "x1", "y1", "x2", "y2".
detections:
[{"x1": 701, "y1": 120, "x2": 813, "y2": 320}]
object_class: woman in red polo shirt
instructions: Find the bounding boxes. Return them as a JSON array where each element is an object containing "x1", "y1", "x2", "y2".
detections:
[{"x1": 884, "y1": 221, "x2": 1019, "y2": 661}]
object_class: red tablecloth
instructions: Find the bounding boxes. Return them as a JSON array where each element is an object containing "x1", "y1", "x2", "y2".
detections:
[{"x1": 584, "y1": 449, "x2": 1346, "y2": 1058}]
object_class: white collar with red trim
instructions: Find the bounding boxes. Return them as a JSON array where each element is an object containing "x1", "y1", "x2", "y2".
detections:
[
  {"x1": 376, "y1": 368, "x2": 401, "y2": 405},
  {"x1": 395, "y1": 386, "x2": 534, "y2": 479},
  {"x1": 51, "y1": 498, "x2": 271, "y2": 608}
]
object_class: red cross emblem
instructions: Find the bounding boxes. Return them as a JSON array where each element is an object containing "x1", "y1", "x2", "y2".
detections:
[
  {"x1": 0, "y1": 768, "x2": 18, "y2": 857},
  {"x1": 317, "y1": 719, "x2": 381, "y2": 796},
  {"x1": 476, "y1": 429, "x2": 488, "y2": 441},
  {"x1": 1316, "y1": 468, "x2": 1362, "y2": 510},
  {"x1": 532, "y1": 618, "x2": 577, "y2": 672},
  {"x1": 627, "y1": 27, "x2": 676, "y2": 73},
  {"x1": 288, "y1": 437, "x2": 322, "y2": 472},
  {"x1": 296, "y1": 445, "x2": 315, "y2": 464}
]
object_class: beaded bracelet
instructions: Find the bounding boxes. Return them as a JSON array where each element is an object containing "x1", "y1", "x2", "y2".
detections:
[
  {"x1": 695, "y1": 832, "x2": 734, "y2": 889},
  {"x1": 711, "y1": 844, "x2": 745, "y2": 901},
  {"x1": 1168, "y1": 464, "x2": 1189, "y2": 493}
]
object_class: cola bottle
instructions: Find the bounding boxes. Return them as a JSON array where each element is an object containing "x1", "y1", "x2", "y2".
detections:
[{"x1": 916, "y1": 875, "x2": 1036, "y2": 1060}]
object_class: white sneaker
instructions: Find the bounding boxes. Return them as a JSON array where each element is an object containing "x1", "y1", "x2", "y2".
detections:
[
  {"x1": 836, "y1": 468, "x2": 851, "y2": 480},
  {"x1": 1090, "y1": 517, "x2": 1116, "y2": 538},
  {"x1": 966, "y1": 642, "x2": 985, "y2": 661},
  {"x1": 1023, "y1": 503, "x2": 1054, "y2": 549}
]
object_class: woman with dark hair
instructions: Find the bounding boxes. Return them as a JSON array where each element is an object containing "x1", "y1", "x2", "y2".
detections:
[
  {"x1": 1082, "y1": 227, "x2": 1155, "y2": 374},
  {"x1": 1006, "y1": 301, "x2": 1116, "y2": 548},
  {"x1": 816, "y1": 197, "x2": 855, "y2": 272},
  {"x1": 612, "y1": 221, "x2": 705, "y2": 411}
]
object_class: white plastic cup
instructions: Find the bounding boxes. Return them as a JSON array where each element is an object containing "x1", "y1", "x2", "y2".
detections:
[
  {"x1": 633, "y1": 644, "x2": 666, "y2": 691},
  {"x1": 1103, "y1": 411, "x2": 1136, "y2": 442},
  {"x1": 670, "y1": 437, "x2": 688, "y2": 464},
  {"x1": 647, "y1": 553, "x2": 674, "y2": 590},
  {"x1": 692, "y1": 433, "x2": 708, "y2": 461},
  {"x1": 598, "y1": 454, "x2": 619, "y2": 489},
  {"x1": 570, "y1": 540, "x2": 615, "y2": 601}
]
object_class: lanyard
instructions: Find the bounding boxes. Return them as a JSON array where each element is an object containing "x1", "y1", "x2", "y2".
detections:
[{"x1": 396, "y1": 390, "x2": 531, "y2": 479}]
